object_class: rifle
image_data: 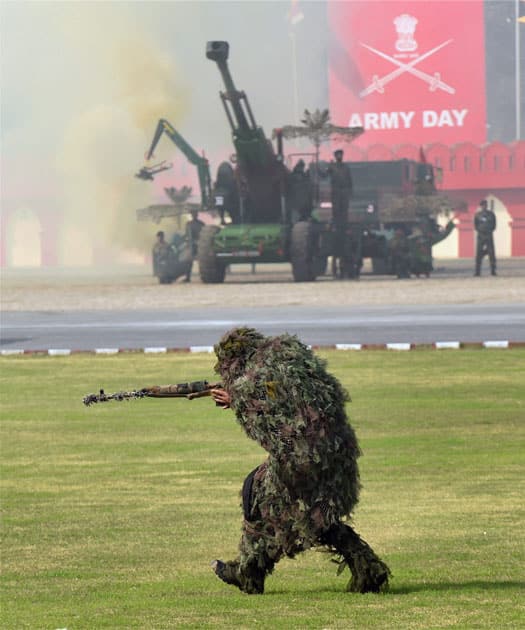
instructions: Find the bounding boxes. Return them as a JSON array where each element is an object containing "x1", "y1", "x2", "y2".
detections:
[{"x1": 83, "y1": 380, "x2": 222, "y2": 406}]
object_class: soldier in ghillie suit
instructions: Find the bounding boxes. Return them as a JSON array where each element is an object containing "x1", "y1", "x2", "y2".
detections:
[{"x1": 210, "y1": 327, "x2": 390, "y2": 595}]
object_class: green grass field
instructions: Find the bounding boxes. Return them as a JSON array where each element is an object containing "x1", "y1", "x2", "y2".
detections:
[{"x1": 1, "y1": 349, "x2": 524, "y2": 629}]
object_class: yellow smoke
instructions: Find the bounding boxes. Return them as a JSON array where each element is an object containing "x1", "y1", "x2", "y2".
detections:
[{"x1": 56, "y1": 7, "x2": 188, "y2": 264}]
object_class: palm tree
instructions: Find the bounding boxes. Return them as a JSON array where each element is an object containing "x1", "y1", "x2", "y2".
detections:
[
  {"x1": 274, "y1": 108, "x2": 363, "y2": 165},
  {"x1": 273, "y1": 109, "x2": 363, "y2": 202}
]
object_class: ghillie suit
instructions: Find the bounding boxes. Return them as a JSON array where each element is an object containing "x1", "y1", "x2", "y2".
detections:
[{"x1": 212, "y1": 327, "x2": 390, "y2": 594}]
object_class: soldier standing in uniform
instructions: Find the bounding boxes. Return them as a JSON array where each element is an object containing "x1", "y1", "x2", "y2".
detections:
[
  {"x1": 210, "y1": 327, "x2": 390, "y2": 595},
  {"x1": 184, "y1": 210, "x2": 205, "y2": 282},
  {"x1": 329, "y1": 149, "x2": 354, "y2": 278},
  {"x1": 288, "y1": 159, "x2": 312, "y2": 223},
  {"x1": 474, "y1": 200, "x2": 497, "y2": 276}
]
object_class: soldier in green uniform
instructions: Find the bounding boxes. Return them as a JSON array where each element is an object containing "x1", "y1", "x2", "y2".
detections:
[
  {"x1": 184, "y1": 210, "x2": 205, "y2": 282},
  {"x1": 389, "y1": 228, "x2": 411, "y2": 278},
  {"x1": 210, "y1": 327, "x2": 390, "y2": 595},
  {"x1": 152, "y1": 231, "x2": 175, "y2": 284},
  {"x1": 474, "y1": 200, "x2": 497, "y2": 276},
  {"x1": 408, "y1": 226, "x2": 431, "y2": 277},
  {"x1": 329, "y1": 150, "x2": 354, "y2": 279},
  {"x1": 344, "y1": 224, "x2": 363, "y2": 279},
  {"x1": 409, "y1": 217, "x2": 455, "y2": 277},
  {"x1": 288, "y1": 159, "x2": 313, "y2": 223}
]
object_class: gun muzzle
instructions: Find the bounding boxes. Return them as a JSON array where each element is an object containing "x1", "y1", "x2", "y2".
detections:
[{"x1": 206, "y1": 41, "x2": 229, "y2": 62}]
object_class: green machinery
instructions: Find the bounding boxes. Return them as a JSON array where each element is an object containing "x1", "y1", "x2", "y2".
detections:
[
  {"x1": 136, "y1": 118, "x2": 212, "y2": 222},
  {"x1": 143, "y1": 118, "x2": 212, "y2": 209}
]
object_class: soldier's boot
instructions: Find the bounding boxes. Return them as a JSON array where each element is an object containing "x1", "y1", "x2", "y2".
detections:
[
  {"x1": 211, "y1": 559, "x2": 266, "y2": 594},
  {"x1": 321, "y1": 523, "x2": 390, "y2": 594}
]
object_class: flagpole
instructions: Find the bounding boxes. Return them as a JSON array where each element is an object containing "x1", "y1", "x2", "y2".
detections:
[
  {"x1": 290, "y1": 29, "x2": 300, "y2": 125},
  {"x1": 516, "y1": 0, "x2": 521, "y2": 139}
]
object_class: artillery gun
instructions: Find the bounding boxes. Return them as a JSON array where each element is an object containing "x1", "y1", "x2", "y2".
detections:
[
  {"x1": 197, "y1": 41, "x2": 363, "y2": 282},
  {"x1": 197, "y1": 41, "x2": 292, "y2": 282}
]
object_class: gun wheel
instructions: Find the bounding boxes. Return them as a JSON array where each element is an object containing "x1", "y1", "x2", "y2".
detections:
[
  {"x1": 290, "y1": 221, "x2": 320, "y2": 282},
  {"x1": 198, "y1": 225, "x2": 226, "y2": 284}
]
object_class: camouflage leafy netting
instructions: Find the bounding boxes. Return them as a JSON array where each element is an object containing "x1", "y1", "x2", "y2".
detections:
[{"x1": 216, "y1": 330, "x2": 361, "y2": 533}]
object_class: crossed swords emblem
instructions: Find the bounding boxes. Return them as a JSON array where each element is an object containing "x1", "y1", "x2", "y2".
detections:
[{"x1": 359, "y1": 39, "x2": 455, "y2": 98}]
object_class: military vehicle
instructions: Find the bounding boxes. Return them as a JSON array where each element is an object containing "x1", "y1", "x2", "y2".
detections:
[
  {"x1": 137, "y1": 40, "x2": 461, "y2": 282},
  {"x1": 314, "y1": 158, "x2": 459, "y2": 276}
]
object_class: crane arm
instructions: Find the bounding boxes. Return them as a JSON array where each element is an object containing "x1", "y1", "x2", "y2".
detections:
[
  {"x1": 146, "y1": 119, "x2": 203, "y2": 166},
  {"x1": 141, "y1": 119, "x2": 212, "y2": 207}
]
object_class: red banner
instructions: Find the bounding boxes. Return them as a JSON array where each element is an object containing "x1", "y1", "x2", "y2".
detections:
[{"x1": 328, "y1": 0, "x2": 487, "y2": 146}]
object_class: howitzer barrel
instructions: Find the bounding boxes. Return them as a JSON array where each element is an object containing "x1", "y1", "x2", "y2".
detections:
[
  {"x1": 206, "y1": 40, "x2": 251, "y2": 132},
  {"x1": 206, "y1": 40, "x2": 284, "y2": 224}
]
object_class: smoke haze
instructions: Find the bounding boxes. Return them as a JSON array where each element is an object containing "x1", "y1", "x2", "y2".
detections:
[
  {"x1": 55, "y1": 6, "x2": 190, "y2": 259},
  {"x1": 3, "y1": 2, "x2": 190, "y2": 263},
  {"x1": 1, "y1": 1, "x2": 328, "y2": 266}
]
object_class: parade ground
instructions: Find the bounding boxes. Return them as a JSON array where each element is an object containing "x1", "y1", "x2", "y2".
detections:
[
  {"x1": 1, "y1": 345, "x2": 523, "y2": 628},
  {"x1": 2, "y1": 257, "x2": 524, "y2": 312}
]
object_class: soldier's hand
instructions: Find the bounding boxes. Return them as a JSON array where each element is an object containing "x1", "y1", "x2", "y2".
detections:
[{"x1": 211, "y1": 388, "x2": 231, "y2": 409}]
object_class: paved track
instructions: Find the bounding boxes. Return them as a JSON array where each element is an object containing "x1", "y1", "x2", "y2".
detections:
[{"x1": 1, "y1": 303, "x2": 523, "y2": 351}]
